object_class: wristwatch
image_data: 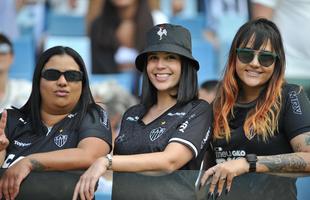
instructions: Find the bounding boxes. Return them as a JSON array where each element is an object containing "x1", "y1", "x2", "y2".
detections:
[
  {"x1": 106, "y1": 154, "x2": 112, "y2": 170},
  {"x1": 245, "y1": 154, "x2": 257, "y2": 172}
]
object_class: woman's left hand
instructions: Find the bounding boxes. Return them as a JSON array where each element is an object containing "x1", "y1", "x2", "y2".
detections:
[
  {"x1": 0, "y1": 158, "x2": 32, "y2": 200},
  {"x1": 72, "y1": 157, "x2": 108, "y2": 200},
  {"x1": 200, "y1": 158, "x2": 249, "y2": 198}
]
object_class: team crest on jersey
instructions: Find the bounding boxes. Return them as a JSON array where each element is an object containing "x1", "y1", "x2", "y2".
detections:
[
  {"x1": 54, "y1": 134, "x2": 68, "y2": 147},
  {"x1": 100, "y1": 109, "x2": 110, "y2": 129},
  {"x1": 157, "y1": 27, "x2": 167, "y2": 40},
  {"x1": 149, "y1": 127, "x2": 166, "y2": 141},
  {"x1": 289, "y1": 91, "x2": 302, "y2": 115}
]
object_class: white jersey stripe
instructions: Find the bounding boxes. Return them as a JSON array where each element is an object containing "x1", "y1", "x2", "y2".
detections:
[{"x1": 169, "y1": 138, "x2": 198, "y2": 158}]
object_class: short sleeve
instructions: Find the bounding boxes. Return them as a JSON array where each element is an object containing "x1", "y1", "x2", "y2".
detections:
[
  {"x1": 251, "y1": 0, "x2": 279, "y2": 8},
  {"x1": 283, "y1": 85, "x2": 310, "y2": 140},
  {"x1": 78, "y1": 106, "x2": 113, "y2": 150},
  {"x1": 169, "y1": 100, "x2": 212, "y2": 158}
]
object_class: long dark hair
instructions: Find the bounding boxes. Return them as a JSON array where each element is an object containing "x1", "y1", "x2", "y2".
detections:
[
  {"x1": 141, "y1": 57, "x2": 198, "y2": 109},
  {"x1": 93, "y1": 0, "x2": 154, "y2": 52},
  {"x1": 20, "y1": 46, "x2": 96, "y2": 135}
]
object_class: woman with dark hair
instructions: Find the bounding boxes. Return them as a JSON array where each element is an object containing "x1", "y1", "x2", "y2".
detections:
[
  {"x1": 0, "y1": 46, "x2": 112, "y2": 199},
  {"x1": 90, "y1": 0, "x2": 154, "y2": 73},
  {"x1": 73, "y1": 23, "x2": 212, "y2": 200},
  {"x1": 200, "y1": 18, "x2": 310, "y2": 198}
]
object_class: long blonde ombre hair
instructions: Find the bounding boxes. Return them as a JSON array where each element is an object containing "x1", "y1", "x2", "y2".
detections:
[{"x1": 213, "y1": 18, "x2": 286, "y2": 141}]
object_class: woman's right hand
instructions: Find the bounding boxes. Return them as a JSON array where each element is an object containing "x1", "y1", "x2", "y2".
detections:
[
  {"x1": 72, "y1": 157, "x2": 108, "y2": 200},
  {"x1": 0, "y1": 110, "x2": 9, "y2": 151}
]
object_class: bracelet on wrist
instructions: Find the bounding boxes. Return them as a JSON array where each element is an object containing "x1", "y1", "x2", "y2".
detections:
[{"x1": 106, "y1": 154, "x2": 112, "y2": 170}]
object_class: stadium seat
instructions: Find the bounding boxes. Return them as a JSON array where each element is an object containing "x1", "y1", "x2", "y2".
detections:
[
  {"x1": 192, "y1": 39, "x2": 218, "y2": 85},
  {"x1": 9, "y1": 35, "x2": 35, "y2": 81},
  {"x1": 46, "y1": 11, "x2": 85, "y2": 36},
  {"x1": 170, "y1": 14, "x2": 205, "y2": 39}
]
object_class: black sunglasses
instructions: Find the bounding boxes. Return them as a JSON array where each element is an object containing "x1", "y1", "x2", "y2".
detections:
[
  {"x1": 41, "y1": 69, "x2": 83, "y2": 82},
  {"x1": 236, "y1": 48, "x2": 278, "y2": 67}
]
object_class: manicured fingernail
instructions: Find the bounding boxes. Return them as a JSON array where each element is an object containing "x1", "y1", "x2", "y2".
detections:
[
  {"x1": 211, "y1": 192, "x2": 215, "y2": 200},
  {"x1": 215, "y1": 192, "x2": 220, "y2": 200},
  {"x1": 225, "y1": 188, "x2": 229, "y2": 195},
  {"x1": 207, "y1": 192, "x2": 211, "y2": 199}
]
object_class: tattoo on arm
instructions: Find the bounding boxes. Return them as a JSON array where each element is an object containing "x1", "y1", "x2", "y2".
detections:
[
  {"x1": 293, "y1": 143, "x2": 302, "y2": 152},
  {"x1": 30, "y1": 159, "x2": 46, "y2": 171},
  {"x1": 258, "y1": 154, "x2": 307, "y2": 172},
  {"x1": 305, "y1": 133, "x2": 310, "y2": 146}
]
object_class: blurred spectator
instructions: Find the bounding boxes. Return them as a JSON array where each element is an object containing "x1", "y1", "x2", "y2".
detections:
[
  {"x1": 0, "y1": 0, "x2": 20, "y2": 40},
  {"x1": 0, "y1": 33, "x2": 31, "y2": 112},
  {"x1": 90, "y1": 0, "x2": 154, "y2": 74},
  {"x1": 16, "y1": 0, "x2": 46, "y2": 54},
  {"x1": 85, "y1": 0, "x2": 104, "y2": 35},
  {"x1": 199, "y1": 79, "x2": 219, "y2": 103},
  {"x1": 91, "y1": 80, "x2": 138, "y2": 142},
  {"x1": 160, "y1": 0, "x2": 198, "y2": 18},
  {"x1": 148, "y1": 0, "x2": 169, "y2": 25},
  {"x1": 252, "y1": 0, "x2": 310, "y2": 79},
  {"x1": 203, "y1": 0, "x2": 250, "y2": 73},
  {"x1": 47, "y1": 0, "x2": 89, "y2": 16},
  {"x1": 172, "y1": 0, "x2": 185, "y2": 16}
]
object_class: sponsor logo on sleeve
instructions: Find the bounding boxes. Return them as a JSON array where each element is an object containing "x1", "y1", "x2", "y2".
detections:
[
  {"x1": 100, "y1": 109, "x2": 110, "y2": 129},
  {"x1": 54, "y1": 134, "x2": 68, "y2": 147},
  {"x1": 289, "y1": 91, "x2": 302, "y2": 115},
  {"x1": 200, "y1": 126, "x2": 211, "y2": 149},
  {"x1": 149, "y1": 127, "x2": 166, "y2": 141}
]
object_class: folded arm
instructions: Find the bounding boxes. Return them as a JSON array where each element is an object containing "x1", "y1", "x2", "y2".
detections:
[
  {"x1": 24, "y1": 137, "x2": 110, "y2": 171},
  {"x1": 0, "y1": 137, "x2": 110, "y2": 200},
  {"x1": 257, "y1": 132, "x2": 310, "y2": 173}
]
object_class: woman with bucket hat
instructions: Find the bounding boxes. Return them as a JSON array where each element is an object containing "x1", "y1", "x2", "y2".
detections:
[{"x1": 73, "y1": 23, "x2": 212, "y2": 200}]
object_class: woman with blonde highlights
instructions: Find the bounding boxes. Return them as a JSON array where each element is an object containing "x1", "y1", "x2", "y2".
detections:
[{"x1": 200, "y1": 18, "x2": 310, "y2": 199}]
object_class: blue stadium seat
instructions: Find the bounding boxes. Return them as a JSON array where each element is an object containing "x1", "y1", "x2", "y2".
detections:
[
  {"x1": 296, "y1": 177, "x2": 310, "y2": 200},
  {"x1": 46, "y1": 11, "x2": 85, "y2": 36},
  {"x1": 192, "y1": 39, "x2": 218, "y2": 85},
  {"x1": 170, "y1": 14, "x2": 205, "y2": 39},
  {"x1": 9, "y1": 35, "x2": 35, "y2": 81}
]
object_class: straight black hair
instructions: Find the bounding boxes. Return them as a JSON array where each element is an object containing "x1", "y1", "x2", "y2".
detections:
[
  {"x1": 20, "y1": 46, "x2": 96, "y2": 135},
  {"x1": 0, "y1": 33, "x2": 13, "y2": 54}
]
